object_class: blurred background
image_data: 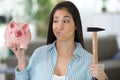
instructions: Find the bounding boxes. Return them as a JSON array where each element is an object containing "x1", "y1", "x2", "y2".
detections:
[{"x1": 0, "y1": 0, "x2": 120, "y2": 80}]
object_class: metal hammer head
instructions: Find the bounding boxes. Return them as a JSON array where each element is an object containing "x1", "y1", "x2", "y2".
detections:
[{"x1": 87, "y1": 27, "x2": 105, "y2": 32}]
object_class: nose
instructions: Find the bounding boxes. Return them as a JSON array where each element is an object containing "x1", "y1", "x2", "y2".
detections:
[
  {"x1": 15, "y1": 30, "x2": 23, "y2": 37},
  {"x1": 57, "y1": 21, "x2": 64, "y2": 30}
]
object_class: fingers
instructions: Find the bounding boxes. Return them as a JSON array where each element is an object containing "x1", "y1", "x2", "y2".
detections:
[
  {"x1": 9, "y1": 44, "x2": 18, "y2": 52},
  {"x1": 90, "y1": 64, "x2": 100, "y2": 78},
  {"x1": 91, "y1": 64, "x2": 104, "y2": 72},
  {"x1": 90, "y1": 64, "x2": 106, "y2": 80},
  {"x1": 9, "y1": 44, "x2": 25, "y2": 54}
]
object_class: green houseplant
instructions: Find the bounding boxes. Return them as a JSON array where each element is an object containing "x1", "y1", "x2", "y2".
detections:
[
  {"x1": 101, "y1": 0, "x2": 108, "y2": 12},
  {"x1": 26, "y1": 0, "x2": 63, "y2": 37}
]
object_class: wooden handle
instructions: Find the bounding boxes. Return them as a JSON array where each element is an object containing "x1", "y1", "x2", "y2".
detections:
[{"x1": 92, "y1": 32, "x2": 98, "y2": 64}]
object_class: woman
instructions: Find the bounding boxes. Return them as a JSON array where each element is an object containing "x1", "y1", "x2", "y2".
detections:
[{"x1": 11, "y1": 1, "x2": 107, "y2": 80}]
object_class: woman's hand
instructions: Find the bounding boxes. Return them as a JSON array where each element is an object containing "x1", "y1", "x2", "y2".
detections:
[
  {"x1": 10, "y1": 44, "x2": 27, "y2": 71},
  {"x1": 90, "y1": 63, "x2": 107, "y2": 80}
]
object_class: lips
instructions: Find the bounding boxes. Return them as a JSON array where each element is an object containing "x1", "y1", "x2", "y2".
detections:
[{"x1": 56, "y1": 31, "x2": 62, "y2": 36}]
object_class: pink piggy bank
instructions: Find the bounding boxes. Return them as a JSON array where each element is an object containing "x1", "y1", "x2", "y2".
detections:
[{"x1": 4, "y1": 21, "x2": 31, "y2": 49}]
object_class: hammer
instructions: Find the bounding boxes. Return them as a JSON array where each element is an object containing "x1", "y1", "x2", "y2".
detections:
[{"x1": 87, "y1": 27, "x2": 105, "y2": 80}]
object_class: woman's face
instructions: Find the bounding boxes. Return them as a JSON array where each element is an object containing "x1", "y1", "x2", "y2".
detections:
[{"x1": 53, "y1": 9, "x2": 76, "y2": 41}]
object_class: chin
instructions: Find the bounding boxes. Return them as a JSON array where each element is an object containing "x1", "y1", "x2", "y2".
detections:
[
  {"x1": 57, "y1": 37, "x2": 69, "y2": 41},
  {"x1": 56, "y1": 37, "x2": 65, "y2": 41}
]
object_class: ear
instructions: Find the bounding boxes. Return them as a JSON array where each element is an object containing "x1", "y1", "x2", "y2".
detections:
[
  {"x1": 9, "y1": 21, "x2": 16, "y2": 29},
  {"x1": 22, "y1": 23, "x2": 29, "y2": 31}
]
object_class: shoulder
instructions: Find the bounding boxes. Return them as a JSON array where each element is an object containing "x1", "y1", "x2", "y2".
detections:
[
  {"x1": 28, "y1": 43, "x2": 54, "y2": 63},
  {"x1": 75, "y1": 42, "x2": 92, "y2": 62},
  {"x1": 33, "y1": 43, "x2": 54, "y2": 56}
]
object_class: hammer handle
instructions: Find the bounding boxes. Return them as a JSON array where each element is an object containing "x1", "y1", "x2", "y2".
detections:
[
  {"x1": 92, "y1": 32, "x2": 98, "y2": 64},
  {"x1": 92, "y1": 32, "x2": 98, "y2": 80}
]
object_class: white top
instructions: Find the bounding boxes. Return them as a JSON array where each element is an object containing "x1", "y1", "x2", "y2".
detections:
[{"x1": 52, "y1": 74, "x2": 65, "y2": 80}]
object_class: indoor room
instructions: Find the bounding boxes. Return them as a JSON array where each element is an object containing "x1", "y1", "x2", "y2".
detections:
[{"x1": 0, "y1": 0, "x2": 120, "y2": 80}]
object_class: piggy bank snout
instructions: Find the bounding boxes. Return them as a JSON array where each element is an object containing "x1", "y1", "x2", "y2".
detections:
[{"x1": 15, "y1": 30, "x2": 23, "y2": 37}]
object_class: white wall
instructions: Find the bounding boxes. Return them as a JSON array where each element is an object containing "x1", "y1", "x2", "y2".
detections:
[
  {"x1": 67, "y1": 0, "x2": 120, "y2": 49},
  {"x1": 82, "y1": 13, "x2": 120, "y2": 49},
  {"x1": 0, "y1": 25, "x2": 9, "y2": 59},
  {"x1": 82, "y1": 13, "x2": 120, "y2": 37}
]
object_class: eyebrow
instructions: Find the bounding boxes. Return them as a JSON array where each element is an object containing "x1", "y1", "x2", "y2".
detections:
[
  {"x1": 64, "y1": 16, "x2": 72, "y2": 19},
  {"x1": 53, "y1": 16, "x2": 72, "y2": 19}
]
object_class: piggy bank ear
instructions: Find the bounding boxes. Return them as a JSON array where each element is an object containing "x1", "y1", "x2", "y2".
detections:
[
  {"x1": 22, "y1": 24, "x2": 29, "y2": 31},
  {"x1": 9, "y1": 21, "x2": 16, "y2": 29}
]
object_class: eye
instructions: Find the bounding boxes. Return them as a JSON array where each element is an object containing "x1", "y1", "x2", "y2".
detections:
[
  {"x1": 63, "y1": 20, "x2": 70, "y2": 24},
  {"x1": 53, "y1": 20, "x2": 59, "y2": 23}
]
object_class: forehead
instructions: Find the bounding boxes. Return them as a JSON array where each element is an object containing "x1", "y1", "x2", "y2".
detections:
[{"x1": 53, "y1": 8, "x2": 72, "y2": 19}]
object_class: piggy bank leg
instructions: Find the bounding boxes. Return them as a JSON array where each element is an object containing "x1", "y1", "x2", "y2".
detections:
[{"x1": 20, "y1": 43, "x2": 28, "y2": 49}]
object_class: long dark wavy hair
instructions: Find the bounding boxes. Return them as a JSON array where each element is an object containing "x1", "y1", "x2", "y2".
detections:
[{"x1": 47, "y1": 1, "x2": 84, "y2": 48}]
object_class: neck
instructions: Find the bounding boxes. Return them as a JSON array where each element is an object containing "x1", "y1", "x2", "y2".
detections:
[{"x1": 55, "y1": 40, "x2": 76, "y2": 55}]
